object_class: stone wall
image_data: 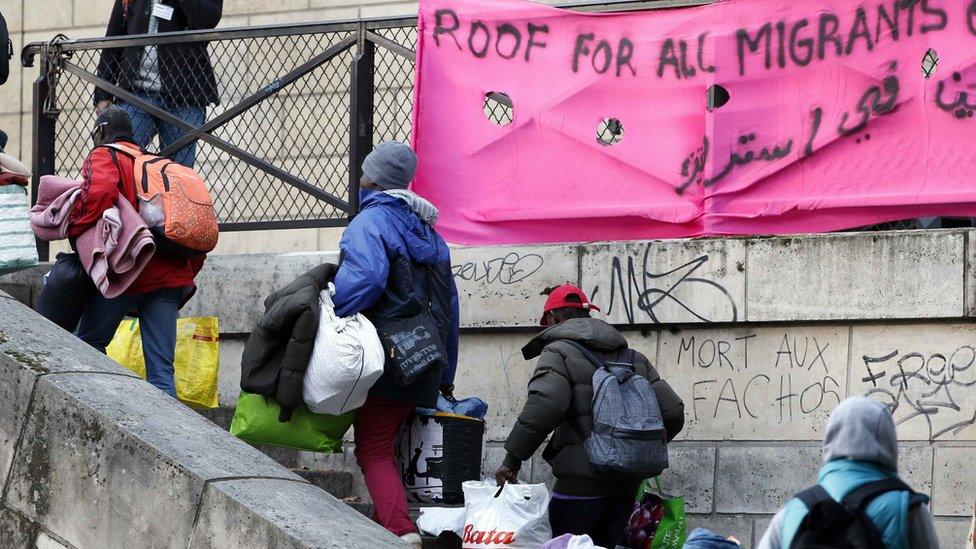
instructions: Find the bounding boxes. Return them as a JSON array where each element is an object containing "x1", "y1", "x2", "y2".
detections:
[
  {"x1": 0, "y1": 292, "x2": 405, "y2": 548},
  {"x1": 188, "y1": 229, "x2": 976, "y2": 546}
]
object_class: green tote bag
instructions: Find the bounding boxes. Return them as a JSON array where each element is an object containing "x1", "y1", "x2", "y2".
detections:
[
  {"x1": 624, "y1": 477, "x2": 687, "y2": 549},
  {"x1": 230, "y1": 392, "x2": 355, "y2": 453}
]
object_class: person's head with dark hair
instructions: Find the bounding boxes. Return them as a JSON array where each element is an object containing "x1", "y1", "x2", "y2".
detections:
[
  {"x1": 539, "y1": 284, "x2": 601, "y2": 327},
  {"x1": 91, "y1": 106, "x2": 134, "y2": 148}
]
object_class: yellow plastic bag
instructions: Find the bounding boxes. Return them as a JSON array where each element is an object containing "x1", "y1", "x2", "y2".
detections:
[{"x1": 107, "y1": 317, "x2": 220, "y2": 409}]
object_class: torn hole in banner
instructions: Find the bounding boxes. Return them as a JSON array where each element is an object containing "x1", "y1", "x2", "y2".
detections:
[
  {"x1": 484, "y1": 92, "x2": 514, "y2": 125},
  {"x1": 922, "y1": 48, "x2": 938, "y2": 79},
  {"x1": 707, "y1": 84, "x2": 730, "y2": 112},
  {"x1": 597, "y1": 118, "x2": 624, "y2": 146}
]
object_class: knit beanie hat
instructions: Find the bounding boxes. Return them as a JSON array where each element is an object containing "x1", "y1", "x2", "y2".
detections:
[{"x1": 361, "y1": 142, "x2": 418, "y2": 190}]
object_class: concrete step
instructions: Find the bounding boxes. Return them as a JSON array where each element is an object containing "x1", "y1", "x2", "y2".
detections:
[
  {"x1": 344, "y1": 498, "x2": 374, "y2": 518},
  {"x1": 198, "y1": 406, "x2": 234, "y2": 430},
  {"x1": 292, "y1": 468, "x2": 355, "y2": 499}
]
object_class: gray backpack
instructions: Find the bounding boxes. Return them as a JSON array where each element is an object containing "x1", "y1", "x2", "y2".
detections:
[{"x1": 562, "y1": 340, "x2": 669, "y2": 478}]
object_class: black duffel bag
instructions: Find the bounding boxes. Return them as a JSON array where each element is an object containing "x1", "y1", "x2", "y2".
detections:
[{"x1": 35, "y1": 252, "x2": 97, "y2": 332}]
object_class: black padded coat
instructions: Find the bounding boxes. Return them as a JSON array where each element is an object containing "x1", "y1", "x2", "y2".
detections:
[
  {"x1": 503, "y1": 318, "x2": 686, "y2": 497},
  {"x1": 240, "y1": 263, "x2": 336, "y2": 421}
]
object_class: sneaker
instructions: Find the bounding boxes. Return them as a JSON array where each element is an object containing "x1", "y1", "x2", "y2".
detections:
[{"x1": 400, "y1": 532, "x2": 422, "y2": 548}]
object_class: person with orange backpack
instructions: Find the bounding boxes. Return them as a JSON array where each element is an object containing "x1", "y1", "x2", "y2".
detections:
[{"x1": 70, "y1": 107, "x2": 213, "y2": 397}]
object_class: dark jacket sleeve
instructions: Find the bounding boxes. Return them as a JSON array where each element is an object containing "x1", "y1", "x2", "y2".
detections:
[
  {"x1": 637, "y1": 353, "x2": 685, "y2": 442},
  {"x1": 275, "y1": 288, "x2": 319, "y2": 422},
  {"x1": 240, "y1": 282, "x2": 320, "y2": 422},
  {"x1": 174, "y1": 0, "x2": 223, "y2": 29},
  {"x1": 94, "y1": 0, "x2": 126, "y2": 105},
  {"x1": 241, "y1": 294, "x2": 295, "y2": 397},
  {"x1": 503, "y1": 347, "x2": 572, "y2": 470}
]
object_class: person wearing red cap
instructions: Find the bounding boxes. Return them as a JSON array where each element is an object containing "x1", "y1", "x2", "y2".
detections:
[{"x1": 496, "y1": 284, "x2": 685, "y2": 547}]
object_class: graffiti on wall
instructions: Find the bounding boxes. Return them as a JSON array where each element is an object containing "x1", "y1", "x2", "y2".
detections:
[
  {"x1": 860, "y1": 345, "x2": 976, "y2": 440},
  {"x1": 590, "y1": 245, "x2": 740, "y2": 324}
]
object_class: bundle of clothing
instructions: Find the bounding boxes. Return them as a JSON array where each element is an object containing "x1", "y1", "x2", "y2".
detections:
[
  {"x1": 29, "y1": 174, "x2": 155, "y2": 298},
  {"x1": 0, "y1": 151, "x2": 30, "y2": 186},
  {"x1": 0, "y1": 151, "x2": 37, "y2": 276},
  {"x1": 240, "y1": 263, "x2": 339, "y2": 421}
]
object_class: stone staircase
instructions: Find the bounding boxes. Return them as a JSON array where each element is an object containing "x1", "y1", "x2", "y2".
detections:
[{"x1": 198, "y1": 407, "x2": 463, "y2": 549}]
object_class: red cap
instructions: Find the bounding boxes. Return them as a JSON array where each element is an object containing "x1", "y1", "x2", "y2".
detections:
[{"x1": 540, "y1": 284, "x2": 601, "y2": 325}]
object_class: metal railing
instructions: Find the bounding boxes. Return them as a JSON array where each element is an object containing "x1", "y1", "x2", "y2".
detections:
[{"x1": 22, "y1": 17, "x2": 421, "y2": 260}]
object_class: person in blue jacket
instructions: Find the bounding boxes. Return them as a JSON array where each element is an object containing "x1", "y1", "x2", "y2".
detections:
[
  {"x1": 332, "y1": 141, "x2": 459, "y2": 548},
  {"x1": 757, "y1": 396, "x2": 939, "y2": 549}
]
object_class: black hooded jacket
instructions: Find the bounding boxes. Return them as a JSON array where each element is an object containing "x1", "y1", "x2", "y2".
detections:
[
  {"x1": 240, "y1": 263, "x2": 336, "y2": 421},
  {"x1": 504, "y1": 318, "x2": 685, "y2": 496},
  {"x1": 94, "y1": 0, "x2": 222, "y2": 107}
]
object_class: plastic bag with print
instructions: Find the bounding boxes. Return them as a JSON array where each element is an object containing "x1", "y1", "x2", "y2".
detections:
[{"x1": 461, "y1": 480, "x2": 551, "y2": 549}]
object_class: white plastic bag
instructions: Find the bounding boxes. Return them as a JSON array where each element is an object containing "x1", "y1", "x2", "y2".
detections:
[
  {"x1": 542, "y1": 534, "x2": 604, "y2": 549},
  {"x1": 461, "y1": 480, "x2": 551, "y2": 549},
  {"x1": 302, "y1": 287, "x2": 385, "y2": 415},
  {"x1": 417, "y1": 506, "x2": 466, "y2": 536}
]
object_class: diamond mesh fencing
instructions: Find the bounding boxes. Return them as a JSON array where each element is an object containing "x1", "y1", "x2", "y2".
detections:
[
  {"x1": 32, "y1": 21, "x2": 418, "y2": 229},
  {"x1": 373, "y1": 25, "x2": 417, "y2": 145}
]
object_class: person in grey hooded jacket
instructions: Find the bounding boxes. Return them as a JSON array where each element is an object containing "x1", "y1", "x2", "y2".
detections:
[{"x1": 757, "y1": 396, "x2": 939, "y2": 549}]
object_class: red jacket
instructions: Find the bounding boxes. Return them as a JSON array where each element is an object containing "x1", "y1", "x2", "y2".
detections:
[{"x1": 70, "y1": 142, "x2": 204, "y2": 295}]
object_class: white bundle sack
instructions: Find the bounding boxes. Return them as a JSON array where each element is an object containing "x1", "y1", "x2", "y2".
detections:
[
  {"x1": 302, "y1": 286, "x2": 385, "y2": 415},
  {"x1": 417, "y1": 506, "x2": 466, "y2": 536},
  {"x1": 461, "y1": 480, "x2": 551, "y2": 549}
]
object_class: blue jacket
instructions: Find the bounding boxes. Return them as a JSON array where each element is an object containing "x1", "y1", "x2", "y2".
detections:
[
  {"x1": 780, "y1": 459, "x2": 911, "y2": 549},
  {"x1": 332, "y1": 189, "x2": 460, "y2": 387}
]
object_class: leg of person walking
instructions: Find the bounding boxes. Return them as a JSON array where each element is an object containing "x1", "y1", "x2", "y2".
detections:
[
  {"x1": 75, "y1": 293, "x2": 138, "y2": 353},
  {"x1": 591, "y1": 493, "x2": 635, "y2": 548},
  {"x1": 548, "y1": 496, "x2": 606, "y2": 540},
  {"x1": 353, "y1": 396, "x2": 417, "y2": 537},
  {"x1": 119, "y1": 97, "x2": 160, "y2": 151},
  {"x1": 157, "y1": 101, "x2": 205, "y2": 168},
  {"x1": 136, "y1": 287, "x2": 185, "y2": 398}
]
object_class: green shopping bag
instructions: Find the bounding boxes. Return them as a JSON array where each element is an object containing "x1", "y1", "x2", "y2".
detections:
[
  {"x1": 623, "y1": 477, "x2": 687, "y2": 549},
  {"x1": 229, "y1": 392, "x2": 355, "y2": 453}
]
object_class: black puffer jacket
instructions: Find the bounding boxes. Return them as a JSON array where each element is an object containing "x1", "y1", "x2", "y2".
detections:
[
  {"x1": 240, "y1": 263, "x2": 336, "y2": 421},
  {"x1": 503, "y1": 318, "x2": 685, "y2": 497}
]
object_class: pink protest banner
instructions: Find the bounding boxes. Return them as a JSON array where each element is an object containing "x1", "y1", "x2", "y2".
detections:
[{"x1": 411, "y1": 0, "x2": 976, "y2": 244}]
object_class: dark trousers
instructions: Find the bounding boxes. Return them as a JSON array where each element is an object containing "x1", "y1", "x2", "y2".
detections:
[
  {"x1": 549, "y1": 493, "x2": 634, "y2": 548},
  {"x1": 75, "y1": 287, "x2": 186, "y2": 397}
]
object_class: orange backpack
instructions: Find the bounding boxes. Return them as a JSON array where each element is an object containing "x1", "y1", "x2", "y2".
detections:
[{"x1": 107, "y1": 143, "x2": 218, "y2": 256}]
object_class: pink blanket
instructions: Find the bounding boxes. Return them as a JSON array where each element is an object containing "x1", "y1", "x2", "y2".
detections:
[
  {"x1": 75, "y1": 196, "x2": 155, "y2": 298},
  {"x1": 30, "y1": 175, "x2": 82, "y2": 241}
]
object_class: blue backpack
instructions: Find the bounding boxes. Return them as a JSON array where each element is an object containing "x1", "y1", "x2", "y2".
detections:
[{"x1": 561, "y1": 340, "x2": 669, "y2": 478}]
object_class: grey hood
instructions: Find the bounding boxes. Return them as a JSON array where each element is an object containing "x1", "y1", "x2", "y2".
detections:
[
  {"x1": 522, "y1": 318, "x2": 627, "y2": 360},
  {"x1": 822, "y1": 396, "x2": 898, "y2": 470},
  {"x1": 385, "y1": 189, "x2": 439, "y2": 226}
]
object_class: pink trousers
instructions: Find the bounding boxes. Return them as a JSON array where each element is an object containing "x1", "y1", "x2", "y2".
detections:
[{"x1": 353, "y1": 396, "x2": 417, "y2": 536}]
